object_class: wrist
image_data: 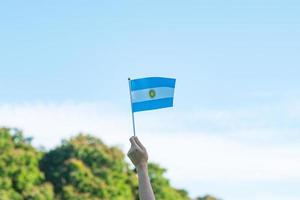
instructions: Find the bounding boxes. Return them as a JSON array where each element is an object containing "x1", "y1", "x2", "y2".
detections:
[{"x1": 136, "y1": 162, "x2": 148, "y2": 171}]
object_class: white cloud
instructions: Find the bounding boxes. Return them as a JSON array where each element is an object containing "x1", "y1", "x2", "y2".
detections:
[
  {"x1": 0, "y1": 102, "x2": 130, "y2": 148},
  {"x1": 0, "y1": 102, "x2": 299, "y2": 199}
]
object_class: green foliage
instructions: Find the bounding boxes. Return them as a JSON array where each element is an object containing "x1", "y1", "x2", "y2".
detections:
[
  {"x1": 0, "y1": 128, "x2": 55, "y2": 200},
  {"x1": 41, "y1": 134, "x2": 138, "y2": 200},
  {"x1": 195, "y1": 195, "x2": 220, "y2": 200},
  {"x1": 0, "y1": 128, "x2": 219, "y2": 200},
  {"x1": 148, "y1": 163, "x2": 190, "y2": 200}
]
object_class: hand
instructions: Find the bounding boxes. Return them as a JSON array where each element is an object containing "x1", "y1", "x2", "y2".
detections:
[{"x1": 127, "y1": 136, "x2": 148, "y2": 169}]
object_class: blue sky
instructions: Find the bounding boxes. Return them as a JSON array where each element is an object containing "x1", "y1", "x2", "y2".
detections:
[{"x1": 1, "y1": 1, "x2": 300, "y2": 199}]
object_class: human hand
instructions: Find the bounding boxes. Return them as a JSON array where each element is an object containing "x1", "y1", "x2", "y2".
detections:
[{"x1": 127, "y1": 136, "x2": 148, "y2": 169}]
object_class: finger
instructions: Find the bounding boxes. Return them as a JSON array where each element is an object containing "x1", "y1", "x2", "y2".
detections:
[
  {"x1": 127, "y1": 149, "x2": 133, "y2": 157},
  {"x1": 129, "y1": 136, "x2": 137, "y2": 145},
  {"x1": 127, "y1": 147, "x2": 134, "y2": 156},
  {"x1": 134, "y1": 137, "x2": 146, "y2": 151},
  {"x1": 129, "y1": 136, "x2": 140, "y2": 149},
  {"x1": 127, "y1": 147, "x2": 139, "y2": 158}
]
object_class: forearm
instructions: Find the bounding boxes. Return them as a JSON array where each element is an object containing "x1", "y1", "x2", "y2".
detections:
[{"x1": 137, "y1": 164, "x2": 155, "y2": 200}]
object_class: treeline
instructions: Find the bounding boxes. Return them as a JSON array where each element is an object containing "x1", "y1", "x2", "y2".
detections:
[{"x1": 0, "y1": 128, "x2": 218, "y2": 200}]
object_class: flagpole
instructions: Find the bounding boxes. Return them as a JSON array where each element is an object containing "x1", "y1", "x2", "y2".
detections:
[{"x1": 128, "y1": 78, "x2": 136, "y2": 137}]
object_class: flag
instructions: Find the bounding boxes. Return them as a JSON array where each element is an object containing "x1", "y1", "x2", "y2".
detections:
[{"x1": 129, "y1": 77, "x2": 176, "y2": 112}]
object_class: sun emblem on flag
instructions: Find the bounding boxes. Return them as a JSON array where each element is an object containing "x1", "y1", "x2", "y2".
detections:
[{"x1": 149, "y1": 89, "x2": 156, "y2": 98}]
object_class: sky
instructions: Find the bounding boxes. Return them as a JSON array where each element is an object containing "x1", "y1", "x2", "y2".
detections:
[{"x1": 0, "y1": 1, "x2": 300, "y2": 199}]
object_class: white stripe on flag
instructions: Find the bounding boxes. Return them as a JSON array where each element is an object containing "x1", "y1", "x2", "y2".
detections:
[{"x1": 131, "y1": 87, "x2": 174, "y2": 103}]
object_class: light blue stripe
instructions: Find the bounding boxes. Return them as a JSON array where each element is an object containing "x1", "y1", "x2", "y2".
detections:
[
  {"x1": 131, "y1": 87, "x2": 174, "y2": 103},
  {"x1": 131, "y1": 77, "x2": 176, "y2": 91},
  {"x1": 132, "y1": 97, "x2": 174, "y2": 112}
]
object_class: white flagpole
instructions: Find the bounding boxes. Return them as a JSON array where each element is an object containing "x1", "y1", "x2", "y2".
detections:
[{"x1": 128, "y1": 78, "x2": 136, "y2": 136}]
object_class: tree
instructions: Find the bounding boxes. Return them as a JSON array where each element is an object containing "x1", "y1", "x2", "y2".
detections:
[
  {"x1": 148, "y1": 163, "x2": 190, "y2": 200},
  {"x1": 41, "y1": 134, "x2": 138, "y2": 200},
  {"x1": 195, "y1": 195, "x2": 220, "y2": 200},
  {"x1": 0, "y1": 128, "x2": 54, "y2": 200},
  {"x1": 40, "y1": 134, "x2": 195, "y2": 200},
  {"x1": 0, "y1": 128, "x2": 219, "y2": 200}
]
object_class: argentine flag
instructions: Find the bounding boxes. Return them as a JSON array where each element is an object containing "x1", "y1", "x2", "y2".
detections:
[{"x1": 129, "y1": 77, "x2": 176, "y2": 112}]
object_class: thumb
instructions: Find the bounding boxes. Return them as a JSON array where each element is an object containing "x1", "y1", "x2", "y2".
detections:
[
  {"x1": 129, "y1": 136, "x2": 139, "y2": 148},
  {"x1": 134, "y1": 137, "x2": 146, "y2": 151}
]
